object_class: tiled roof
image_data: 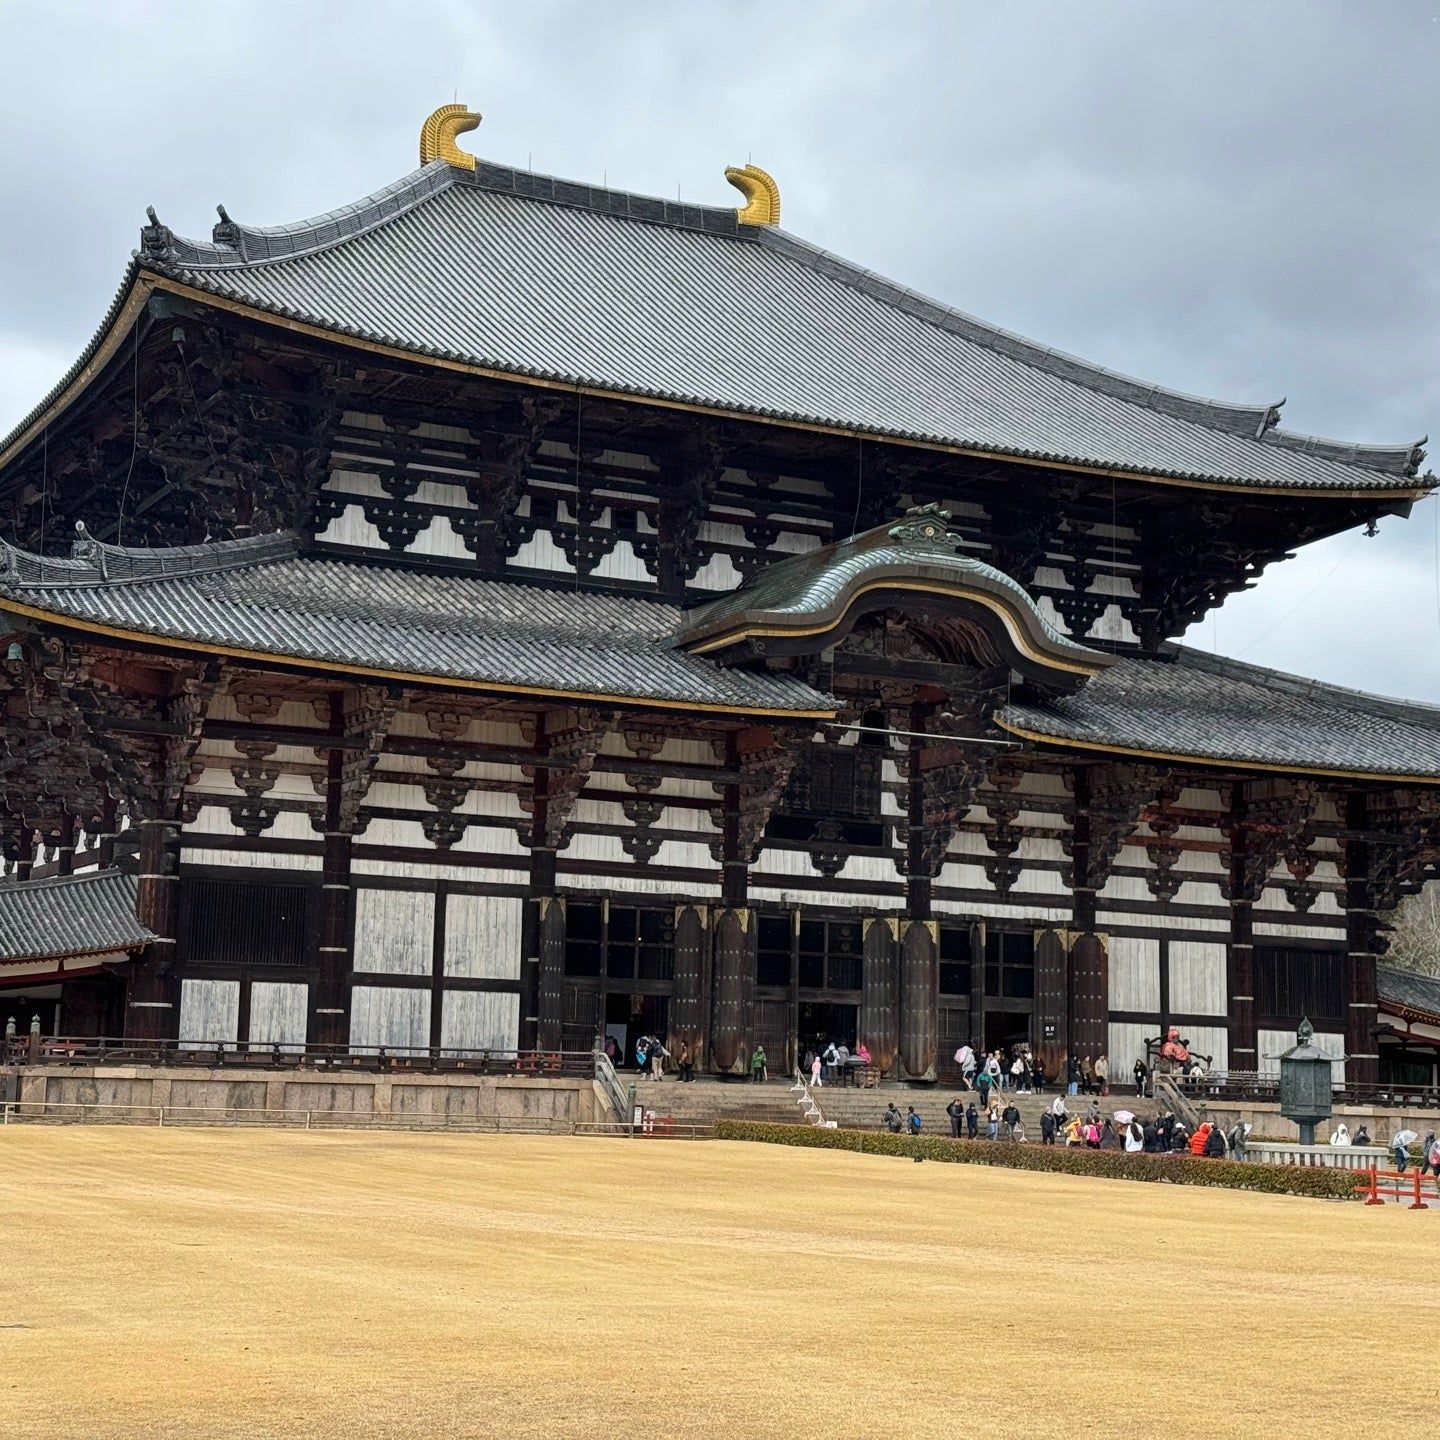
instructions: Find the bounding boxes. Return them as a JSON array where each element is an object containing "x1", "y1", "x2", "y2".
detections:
[
  {"x1": 0, "y1": 534, "x2": 830, "y2": 715},
  {"x1": 1378, "y1": 965, "x2": 1440, "y2": 1024},
  {"x1": 676, "y1": 504, "x2": 1111, "y2": 687},
  {"x1": 0, "y1": 870, "x2": 152, "y2": 963},
  {"x1": 1001, "y1": 646, "x2": 1440, "y2": 780},
  {"x1": 31, "y1": 157, "x2": 1412, "y2": 496}
]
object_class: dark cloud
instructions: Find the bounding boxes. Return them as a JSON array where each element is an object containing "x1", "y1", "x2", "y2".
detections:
[{"x1": 1, "y1": 0, "x2": 1436, "y2": 693}]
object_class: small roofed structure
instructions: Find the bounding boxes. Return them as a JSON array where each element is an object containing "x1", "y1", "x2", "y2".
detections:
[
  {"x1": 0, "y1": 871, "x2": 153, "y2": 1037},
  {"x1": 1377, "y1": 965, "x2": 1440, "y2": 1093}
]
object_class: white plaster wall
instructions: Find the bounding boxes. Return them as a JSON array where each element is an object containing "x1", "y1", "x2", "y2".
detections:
[
  {"x1": 1258, "y1": 1026, "x2": 1344, "y2": 1084},
  {"x1": 439, "y1": 991, "x2": 520, "y2": 1054},
  {"x1": 1109, "y1": 936, "x2": 1160, "y2": 1012},
  {"x1": 1108, "y1": 1021, "x2": 1154, "y2": 1078},
  {"x1": 353, "y1": 889, "x2": 435, "y2": 976},
  {"x1": 444, "y1": 894, "x2": 524, "y2": 980},
  {"x1": 248, "y1": 981, "x2": 309, "y2": 1050},
  {"x1": 1168, "y1": 941, "x2": 1228, "y2": 1018},
  {"x1": 350, "y1": 986, "x2": 431, "y2": 1053},
  {"x1": 178, "y1": 979, "x2": 240, "y2": 1047}
]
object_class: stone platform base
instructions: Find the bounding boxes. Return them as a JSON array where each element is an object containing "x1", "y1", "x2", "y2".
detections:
[{"x1": 2, "y1": 1064, "x2": 612, "y2": 1128}]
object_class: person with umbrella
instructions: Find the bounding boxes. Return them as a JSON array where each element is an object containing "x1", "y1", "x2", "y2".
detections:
[{"x1": 1393, "y1": 1128, "x2": 1418, "y2": 1172}]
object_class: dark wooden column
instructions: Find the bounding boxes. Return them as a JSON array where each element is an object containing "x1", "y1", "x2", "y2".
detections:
[
  {"x1": 1225, "y1": 788, "x2": 1258, "y2": 1074},
  {"x1": 711, "y1": 906, "x2": 754, "y2": 1074},
  {"x1": 1033, "y1": 927, "x2": 1069, "y2": 1077},
  {"x1": 54, "y1": 815, "x2": 77, "y2": 877},
  {"x1": 312, "y1": 692, "x2": 352, "y2": 1047},
  {"x1": 127, "y1": 815, "x2": 180, "y2": 1040},
  {"x1": 861, "y1": 916, "x2": 899, "y2": 1074},
  {"x1": 897, "y1": 919, "x2": 939, "y2": 1079},
  {"x1": 535, "y1": 892, "x2": 566, "y2": 1052},
  {"x1": 1067, "y1": 766, "x2": 1106, "y2": 1066},
  {"x1": 898, "y1": 714, "x2": 939, "y2": 1079},
  {"x1": 1344, "y1": 790, "x2": 1379, "y2": 1088},
  {"x1": 671, "y1": 903, "x2": 711, "y2": 1067}
]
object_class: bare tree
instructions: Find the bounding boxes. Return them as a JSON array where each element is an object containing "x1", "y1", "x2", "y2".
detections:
[{"x1": 1384, "y1": 882, "x2": 1440, "y2": 978}]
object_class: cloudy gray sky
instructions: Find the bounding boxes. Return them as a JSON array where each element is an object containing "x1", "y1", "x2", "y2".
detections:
[{"x1": 2, "y1": 1, "x2": 1437, "y2": 698}]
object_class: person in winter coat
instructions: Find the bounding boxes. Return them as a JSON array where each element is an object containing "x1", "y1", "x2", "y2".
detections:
[
  {"x1": 1142, "y1": 1122, "x2": 1161, "y2": 1153},
  {"x1": 1032, "y1": 1055, "x2": 1047, "y2": 1094},
  {"x1": 907, "y1": 1106, "x2": 922, "y2": 1136},
  {"x1": 1124, "y1": 1120, "x2": 1144, "y2": 1153},
  {"x1": 1094, "y1": 1055, "x2": 1110, "y2": 1096},
  {"x1": 1133, "y1": 1058, "x2": 1148, "y2": 1096},
  {"x1": 1329, "y1": 1123, "x2": 1351, "y2": 1146},
  {"x1": 1227, "y1": 1122, "x2": 1251, "y2": 1161},
  {"x1": 1189, "y1": 1123, "x2": 1213, "y2": 1157},
  {"x1": 1203, "y1": 1124, "x2": 1227, "y2": 1159},
  {"x1": 1066, "y1": 1056, "x2": 1081, "y2": 1095},
  {"x1": 810, "y1": 1052, "x2": 823, "y2": 1087},
  {"x1": 1098, "y1": 1119, "x2": 1121, "y2": 1151},
  {"x1": 986, "y1": 1105, "x2": 1000, "y2": 1141},
  {"x1": 1422, "y1": 1131, "x2": 1440, "y2": 1176},
  {"x1": 883, "y1": 1103, "x2": 903, "y2": 1133},
  {"x1": 966, "y1": 1102, "x2": 979, "y2": 1140},
  {"x1": 1040, "y1": 1110, "x2": 1056, "y2": 1146},
  {"x1": 1001, "y1": 1102, "x2": 1021, "y2": 1140},
  {"x1": 1170, "y1": 1125, "x2": 1190, "y2": 1152},
  {"x1": 946, "y1": 1097, "x2": 964, "y2": 1138},
  {"x1": 976, "y1": 1069, "x2": 993, "y2": 1108},
  {"x1": 1081, "y1": 1056, "x2": 1095, "y2": 1095},
  {"x1": 750, "y1": 1045, "x2": 767, "y2": 1083}
]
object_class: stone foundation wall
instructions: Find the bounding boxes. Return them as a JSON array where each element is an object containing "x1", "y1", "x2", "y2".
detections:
[{"x1": 5, "y1": 1065, "x2": 610, "y2": 1126}]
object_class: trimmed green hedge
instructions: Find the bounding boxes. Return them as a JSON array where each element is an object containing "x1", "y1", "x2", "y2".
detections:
[{"x1": 713, "y1": 1120, "x2": 1361, "y2": 1201}]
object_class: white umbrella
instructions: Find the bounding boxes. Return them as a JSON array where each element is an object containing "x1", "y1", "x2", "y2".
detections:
[
  {"x1": 1113, "y1": 1109, "x2": 1136, "y2": 1125},
  {"x1": 1393, "y1": 1129, "x2": 1418, "y2": 1148}
]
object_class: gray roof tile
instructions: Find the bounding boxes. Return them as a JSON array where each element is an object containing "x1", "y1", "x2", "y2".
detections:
[
  {"x1": 1378, "y1": 965, "x2": 1440, "y2": 1022},
  {"x1": 0, "y1": 535, "x2": 829, "y2": 715},
  {"x1": 127, "y1": 162, "x2": 1425, "y2": 494},
  {"x1": 1002, "y1": 646, "x2": 1440, "y2": 780},
  {"x1": 0, "y1": 870, "x2": 152, "y2": 963}
]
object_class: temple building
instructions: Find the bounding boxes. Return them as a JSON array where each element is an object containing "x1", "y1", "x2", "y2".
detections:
[{"x1": 3, "y1": 103, "x2": 1439, "y2": 1087}]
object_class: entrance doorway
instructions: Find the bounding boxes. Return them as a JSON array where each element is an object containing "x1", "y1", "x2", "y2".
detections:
[
  {"x1": 983, "y1": 1009, "x2": 1031, "y2": 1057},
  {"x1": 0, "y1": 986, "x2": 61, "y2": 1039},
  {"x1": 799, "y1": 1001, "x2": 857, "y2": 1055},
  {"x1": 604, "y1": 992, "x2": 669, "y2": 1072}
]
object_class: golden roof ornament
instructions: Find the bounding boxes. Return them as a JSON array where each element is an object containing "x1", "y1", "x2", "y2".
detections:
[
  {"x1": 725, "y1": 163, "x2": 780, "y2": 226},
  {"x1": 420, "y1": 103, "x2": 481, "y2": 171}
]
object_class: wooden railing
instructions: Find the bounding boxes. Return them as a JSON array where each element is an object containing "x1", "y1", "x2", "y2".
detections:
[{"x1": 0, "y1": 1035, "x2": 598, "y2": 1078}]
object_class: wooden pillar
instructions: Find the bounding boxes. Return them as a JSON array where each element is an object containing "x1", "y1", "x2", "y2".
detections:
[
  {"x1": 54, "y1": 816, "x2": 76, "y2": 877},
  {"x1": 127, "y1": 816, "x2": 180, "y2": 1041},
  {"x1": 1033, "y1": 927, "x2": 1069, "y2": 1077},
  {"x1": 1226, "y1": 789, "x2": 1258, "y2": 1074},
  {"x1": 897, "y1": 919, "x2": 938, "y2": 1080},
  {"x1": 312, "y1": 693, "x2": 353, "y2": 1047},
  {"x1": 1344, "y1": 791, "x2": 1379, "y2": 1088},
  {"x1": 535, "y1": 893, "x2": 566, "y2": 1052},
  {"x1": 710, "y1": 906, "x2": 754, "y2": 1074},
  {"x1": 671, "y1": 903, "x2": 711, "y2": 1066},
  {"x1": 96, "y1": 798, "x2": 117, "y2": 869},
  {"x1": 861, "y1": 916, "x2": 899, "y2": 1074},
  {"x1": 1067, "y1": 766, "x2": 1107, "y2": 1067},
  {"x1": 898, "y1": 710, "x2": 938, "y2": 1079}
]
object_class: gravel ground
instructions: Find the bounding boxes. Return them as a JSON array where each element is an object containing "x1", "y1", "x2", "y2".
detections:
[{"x1": 0, "y1": 1127, "x2": 1434, "y2": 1438}]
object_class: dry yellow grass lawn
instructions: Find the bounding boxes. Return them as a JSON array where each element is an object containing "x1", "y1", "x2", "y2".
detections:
[{"x1": 0, "y1": 1128, "x2": 1435, "y2": 1438}]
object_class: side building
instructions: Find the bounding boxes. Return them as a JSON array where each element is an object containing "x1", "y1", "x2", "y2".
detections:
[{"x1": 1, "y1": 106, "x2": 1437, "y2": 1089}]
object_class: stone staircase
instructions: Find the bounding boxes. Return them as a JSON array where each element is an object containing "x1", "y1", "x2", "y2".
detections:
[{"x1": 624, "y1": 1074, "x2": 1119, "y2": 1136}]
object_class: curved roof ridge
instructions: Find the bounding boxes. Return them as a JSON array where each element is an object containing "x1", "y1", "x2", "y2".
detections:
[
  {"x1": 755, "y1": 228, "x2": 1285, "y2": 442},
  {"x1": 1260, "y1": 427, "x2": 1427, "y2": 479},
  {"x1": 0, "y1": 528, "x2": 297, "y2": 589},
  {"x1": 1169, "y1": 643, "x2": 1440, "y2": 726},
  {"x1": 143, "y1": 162, "x2": 458, "y2": 269}
]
